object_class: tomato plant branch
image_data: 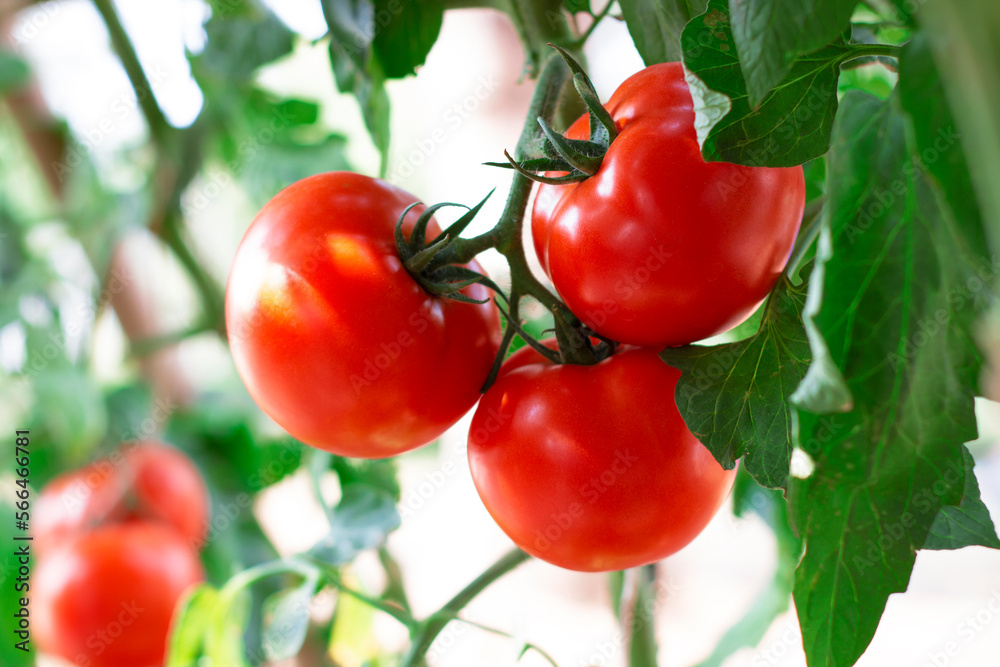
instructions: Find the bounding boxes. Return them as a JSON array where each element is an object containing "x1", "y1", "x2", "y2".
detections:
[
  {"x1": 399, "y1": 548, "x2": 531, "y2": 667},
  {"x1": 92, "y1": 0, "x2": 227, "y2": 335},
  {"x1": 458, "y1": 618, "x2": 559, "y2": 666},
  {"x1": 91, "y1": 0, "x2": 171, "y2": 147},
  {"x1": 570, "y1": 0, "x2": 616, "y2": 48}
]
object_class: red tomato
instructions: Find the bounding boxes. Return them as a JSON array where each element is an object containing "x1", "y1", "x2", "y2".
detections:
[
  {"x1": 35, "y1": 441, "x2": 209, "y2": 551},
  {"x1": 532, "y1": 63, "x2": 805, "y2": 347},
  {"x1": 226, "y1": 172, "x2": 502, "y2": 458},
  {"x1": 33, "y1": 522, "x2": 204, "y2": 667},
  {"x1": 468, "y1": 345, "x2": 736, "y2": 571}
]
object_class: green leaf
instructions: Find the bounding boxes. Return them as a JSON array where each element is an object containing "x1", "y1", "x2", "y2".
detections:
[
  {"x1": 564, "y1": 0, "x2": 590, "y2": 12},
  {"x1": 261, "y1": 572, "x2": 320, "y2": 661},
  {"x1": 372, "y1": 0, "x2": 444, "y2": 78},
  {"x1": 206, "y1": 590, "x2": 251, "y2": 667},
  {"x1": 789, "y1": 68, "x2": 992, "y2": 667},
  {"x1": 729, "y1": 0, "x2": 860, "y2": 107},
  {"x1": 924, "y1": 445, "x2": 1000, "y2": 550},
  {"x1": 322, "y1": 0, "x2": 391, "y2": 170},
  {"x1": 618, "y1": 0, "x2": 691, "y2": 64},
  {"x1": 309, "y1": 485, "x2": 400, "y2": 564},
  {"x1": 196, "y1": 4, "x2": 295, "y2": 82},
  {"x1": 239, "y1": 134, "x2": 352, "y2": 206},
  {"x1": 696, "y1": 468, "x2": 801, "y2": 667},
  {"x1": 332, "y1": 457, "x2": 401, "y2": 501},
  {"x1": 681, "y1": 0, "x2": 850, "y2": 166},
  {"x1": 661, "y1": 274, "x2": 811, "y2": 490},
  {"x1": 0, "y1": 49, "x2": 29, "y2": 94},
  {"x1": 166, "y1": 585, "x2": 219, "y2": 667}
]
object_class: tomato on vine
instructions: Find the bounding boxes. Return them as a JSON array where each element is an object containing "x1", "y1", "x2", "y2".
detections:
[
  {"x1": 226, "y1": 172, "x2": 502, "y2": 458},
  {"x1": 467, "y1": 343, "x2": 736, "y2": 572},
  {"x1": 33, "y1": 522, "x2": 204, "y2": 667},
  {"x1": 35, "y1": 441, "x2": 209, "y2": 551},
  {"x1": 530, "y1": 62, "x2": 805, "y2": 347}
]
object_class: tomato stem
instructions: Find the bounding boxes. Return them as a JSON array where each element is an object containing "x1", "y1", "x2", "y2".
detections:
[{"x1": 398, "y1": 548, "x2": 531, "y2": 667}]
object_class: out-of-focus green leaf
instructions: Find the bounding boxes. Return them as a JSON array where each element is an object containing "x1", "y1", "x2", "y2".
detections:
[
  {"x1": 619, "y1": 0, "x2": 691, "y2": 64},
  {"x1": 322, "y1": 0, "x2": 391, "y2": 170},
  {"x1": 329, "y1": 571, "x2": 378, "y2": 664},
  {"x1": 332, "y1": 457, "x2": 400, "y2": 501},
  {"x1": 240, "y1": 135, "x2": 351, "y2": 206},
  {"x1": 166, "y1": 585, "x2": 219, "y2": 667},
  {"x1": 309, "y1": 485, "x2": 400, "y2": 565},
  {"x1": 196, "y1": 3, "x2": 295, "y2": 82},
  {"x1": 261, "y1": 572, "x2": 319, "y2": 661},
  {"x1": 372, "y1": 0, "x2": 444, "y2": 78},
  {"x1": 696, "y1": 468, "x2": 801, "y2": 667}
]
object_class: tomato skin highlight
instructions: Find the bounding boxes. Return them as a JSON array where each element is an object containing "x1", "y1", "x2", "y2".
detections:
[
  {"x1": 34, "y1": 441, "x2": 209, "y2": 551},
  {"x1": 468, "y1": 346, "x2": 736, "y2": 572},
  {"x1": 33, "y1": 522, "x2": 204, "y2": 667},
  {"x1": 226, "y1": 172, "x2": 502, "y2": 458},
  {"x1": 532, "y1": 63, "x2": 805, "y2": 347}
]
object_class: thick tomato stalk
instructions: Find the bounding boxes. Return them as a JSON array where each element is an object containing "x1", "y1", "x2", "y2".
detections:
[
  {"x1": 226, "y1": 172, "x2": 502, "y2": 458},
  {"x1": 532, "y1": 63, "x2": 805, "y2": 347},
  {"x1": 33, "y1": 522, "x2": 204, "y2": 667},
  {"x1": 467, "y1": 344, "x2": 736, "y2": 572},
  {"x1": 34, "y1": 441, "x2": 210, "y2": 551}
]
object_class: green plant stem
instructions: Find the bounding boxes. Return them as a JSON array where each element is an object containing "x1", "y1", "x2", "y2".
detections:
[
  {"x1": 92, "y1": 0, "x2": 226, "y2": 336},
  {"x1": 459, "y1": 618, "x2": 559, "y2": 666},
  {"x1": 91, "y1": 0, "x2": 171, "y2": 147},
  {"x1": 441, "y1": 53, "x2": 570, "y2": 313},
  {"x1": 305, "y1": 557, "x2": 417, "y2": 627},
  {"x1": 842, "y1": 43, "x2": 902, "y2": 62},
  {"x1": 399, "y1": 549, "x2": 531, "y2": 667},
  {"x1": 379, "y1": 546, "x2": 413, "y2": 614},
  {"x1": 159, "y1": 210, "x2": 227, "y2": 336},
  {"x1": 572, "y1": 0, "x2": 615, "y2": 47}
]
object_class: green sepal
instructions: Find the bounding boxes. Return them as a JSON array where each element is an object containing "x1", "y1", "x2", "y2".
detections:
[{"x1": 549, "y1": 43, "x2": 618, "y2": 141}]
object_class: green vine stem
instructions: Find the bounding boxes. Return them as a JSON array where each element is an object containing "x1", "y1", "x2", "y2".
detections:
[
  {"x1": 435, "y1": 51, "x2": 572, "y2": 306},
  {"x1": 399, "y1": 548, "x2": 531, "y2": 667},
  {"x1": 91, "y1": 0, "x2": 227, "y2": 336}
]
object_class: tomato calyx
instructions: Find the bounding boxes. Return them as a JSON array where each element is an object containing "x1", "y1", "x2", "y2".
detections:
[
  {"x1": 394, "y1": 192, "x2": 503, "y2": 304},
  {"x1": 486, "y1": 45, "x2": 617, "y2": 185}
]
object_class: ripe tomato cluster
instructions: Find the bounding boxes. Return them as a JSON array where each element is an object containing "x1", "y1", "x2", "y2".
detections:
[
  {"x1": 226, "y1": 63, "x2": 804, "y2": 572},
  {"x1": 33, "y1": 441, "x2": 208, "y2": 667}
]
